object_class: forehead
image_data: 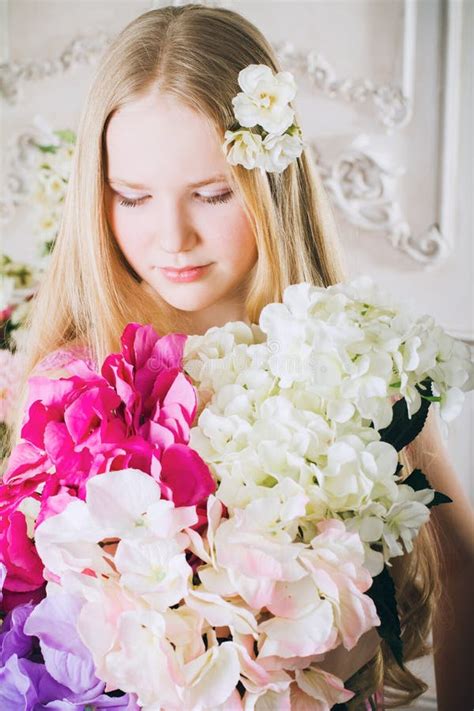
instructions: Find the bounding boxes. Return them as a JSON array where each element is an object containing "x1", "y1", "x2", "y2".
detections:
[{"x1": 104, "y1": 93, "x2": 230, "y2": 188}]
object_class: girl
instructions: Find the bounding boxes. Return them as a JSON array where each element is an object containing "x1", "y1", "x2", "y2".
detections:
[{"x1": 6, "y1": 4, "x2": 474, "y2": 708}]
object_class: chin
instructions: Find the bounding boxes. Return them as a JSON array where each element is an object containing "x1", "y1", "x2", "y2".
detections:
[{"x1": 156, "y1": 285, "x2": 219, "y2": 313}]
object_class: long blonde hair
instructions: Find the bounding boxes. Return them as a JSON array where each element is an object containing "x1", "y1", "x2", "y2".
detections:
[{"x1": 7, "y1": 4, "x2": 438, "y2": 705}]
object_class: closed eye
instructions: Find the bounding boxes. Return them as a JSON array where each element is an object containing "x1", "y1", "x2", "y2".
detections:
[
  {"x1": 200, "y1": 191, "x2": 233, "y2": 205},
  {"x1": 116, "y1": 191, "x2": 234, "y2": 208},
  {"x1": 118, "y1": 196, "x2": 147, "y2": 208}
]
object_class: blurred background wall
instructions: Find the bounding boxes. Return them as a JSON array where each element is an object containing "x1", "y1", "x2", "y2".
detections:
[{"x1": 1, "y1": 2, "x2": 473, "y2": 705}]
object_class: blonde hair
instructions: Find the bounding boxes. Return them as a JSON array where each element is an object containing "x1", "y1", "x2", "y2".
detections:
[
  {"x1": 345, "y1": 454, "x2": 441, "y2": 708},
  {"x1": 6, "y1": 4, "x2": 438, "y2": 705}
]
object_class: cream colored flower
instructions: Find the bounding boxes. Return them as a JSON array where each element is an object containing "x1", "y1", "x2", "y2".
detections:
[
  {"x1": 259, "y1": 127, "x2": 304, "y2": 173},
  {"x1": 232, "y1": 63, "x2": 297, "y2": 134},
  {"x1": 222, "y1": 63, "x2": 304, "y2": 173},
  {"x1": 222, "y1": 128, "x2": 263, "y2": 170}
]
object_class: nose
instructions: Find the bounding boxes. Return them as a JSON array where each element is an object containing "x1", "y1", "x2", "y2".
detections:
[{"x1": 155, "y1": 198, "x2": 198, "y2": 254}]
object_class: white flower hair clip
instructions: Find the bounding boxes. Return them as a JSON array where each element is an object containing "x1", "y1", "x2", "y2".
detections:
[{"x1": 222, "y1": 64, "x2": 305, "y2": 174}]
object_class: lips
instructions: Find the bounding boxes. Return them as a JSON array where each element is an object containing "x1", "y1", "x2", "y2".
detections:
[
  {"x1": 162, "y1": 265, "x2": 208, "y2": 273},
  {"x1": 159, "y1": 263, "x2": 213, "y2": 283}
]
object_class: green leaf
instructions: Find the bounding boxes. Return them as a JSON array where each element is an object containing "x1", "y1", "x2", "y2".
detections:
[
  {"x1": 430, "y1": 491, "x2": 453, "y2": 507},
  {"x1": 403, "y1": 468, "x2": 452, "y2": 507},
  {"x1": 41, "y1": 239, "x2": 56, "y2": 257},
  {"x1": 367, "y1": 565, "x2": 404, "y2": 668},
  {"x1": 37, "y1": 144, "x2": 57, "y2": 154},
  {"x1": 403, "y1": 468, "x2": 430, "y2": 491},
  {"x1": 54, "y1": 128, "x2": 76, "y2": 144},
  {"x1": 378, "y1": 382, "x2": 431, "y2": 451},
  {"x1": 420, "y1": 394, "x2": 442, "y2": 403}
]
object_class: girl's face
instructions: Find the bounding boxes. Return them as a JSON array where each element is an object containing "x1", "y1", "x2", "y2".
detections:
[{"x1": 104, "y1": 92, "x2": 258, "y2": 333}]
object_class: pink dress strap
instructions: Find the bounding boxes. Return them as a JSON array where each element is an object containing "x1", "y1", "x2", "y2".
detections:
[{"x1": 34, "y1": 344, "x2": 97, "y2": 375}]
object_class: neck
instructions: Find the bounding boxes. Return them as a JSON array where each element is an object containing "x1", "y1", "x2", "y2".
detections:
[
  {"x1": 183, "y1": 300, "x2": 250, "y2": 336},
  {"x1": 181, "y1": 270, "x2": 255, "y2": 335}
]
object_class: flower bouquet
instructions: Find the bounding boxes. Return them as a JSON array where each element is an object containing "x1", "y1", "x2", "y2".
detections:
[{"x1": 1, "y1": 277, "x2": 472, "y2": 710}]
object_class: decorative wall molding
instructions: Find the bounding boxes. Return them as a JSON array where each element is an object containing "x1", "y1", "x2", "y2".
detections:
[
  {"x1": 312, "y1": 134, "x2": 449, "y2": 265},
  {"x1": 0, "y1": 32, "x2": 112, "y2": 105},
  {"x1": 274, "y1": 41, "x2": 411, "y2": 133},
  {"x1": 437, "y1": 0, "x2": 463, "y2": 257},
  {"x1": 400, "y1": 0, "x2": 417, "y2": 111},
  {"x1": 0, "y1": 123, "x2": 46, "y2": 224}
]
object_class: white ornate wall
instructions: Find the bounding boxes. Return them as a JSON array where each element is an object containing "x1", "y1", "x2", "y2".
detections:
[{"x1": 2, "y1": 1, "x2": 472, "y2": 707}]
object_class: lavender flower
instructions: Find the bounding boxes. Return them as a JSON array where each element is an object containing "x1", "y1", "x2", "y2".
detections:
[{"x1": 0, "y1": 590, "x2": 139, "y2": 710}]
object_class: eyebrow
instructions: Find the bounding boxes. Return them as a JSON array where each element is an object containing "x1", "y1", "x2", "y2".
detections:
[{"x1": 106, "y1": 173, "x2": 229, "y2": 190}]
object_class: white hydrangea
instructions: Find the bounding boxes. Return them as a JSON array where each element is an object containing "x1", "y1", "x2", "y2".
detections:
[
  {"x1": 184, "y1": 276, "x2": 473, "y2": 573},
  {"x1": 258, "y1": 277, "x2": 473, "y2": 426}
]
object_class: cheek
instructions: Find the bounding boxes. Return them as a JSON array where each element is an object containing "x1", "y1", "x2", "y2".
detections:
[
  {"x1": 106, "y1": 199, "x2": 150, "y2": 262},
  {"x1": 214, "y1": 208, "x2": 258, "y2": 267}
]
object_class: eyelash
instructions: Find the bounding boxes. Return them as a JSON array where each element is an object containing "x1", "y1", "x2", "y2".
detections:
[{"x1": 117, "y1": 191, "x2": 233, "y2": 208}]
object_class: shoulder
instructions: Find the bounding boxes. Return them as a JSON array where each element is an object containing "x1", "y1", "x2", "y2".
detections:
[
  {"x1": 409, "y1": 407, "x2": 474, "y2": 567},
  {"x1": 9, "y1": 343, "x2": 98, "y2": 444},
  {"x1": 407, "y1": 407, "x2": 462, "y2": 492}
]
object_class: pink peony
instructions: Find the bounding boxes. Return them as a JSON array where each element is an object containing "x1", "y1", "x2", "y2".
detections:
[
  {"x1": 1, "y1": 323, "x2": 216, "y2": 608},
  {"x1": 0, "y1": 511, "x2": 44, "y2": 597}
]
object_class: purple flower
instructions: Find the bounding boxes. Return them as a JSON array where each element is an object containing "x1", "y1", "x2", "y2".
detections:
[
  {"x1": 0, "y1": 602, "x2": 35, "y2": 664},
  {"x1": 0, "y1": 592, "x2": 140, "y2": 709},
  {"x1": 0, "y1": 653, "x2": 139, "y2": 710},
  {"x1": 41, "y1": 693, "x2": 140, "y2": 709},
  {"x1": 0, "y1": 654, "x2": 71, "y2": 709},
  {"x1": 24, "y1": 592, "x2": 104, "y2": 699}
]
